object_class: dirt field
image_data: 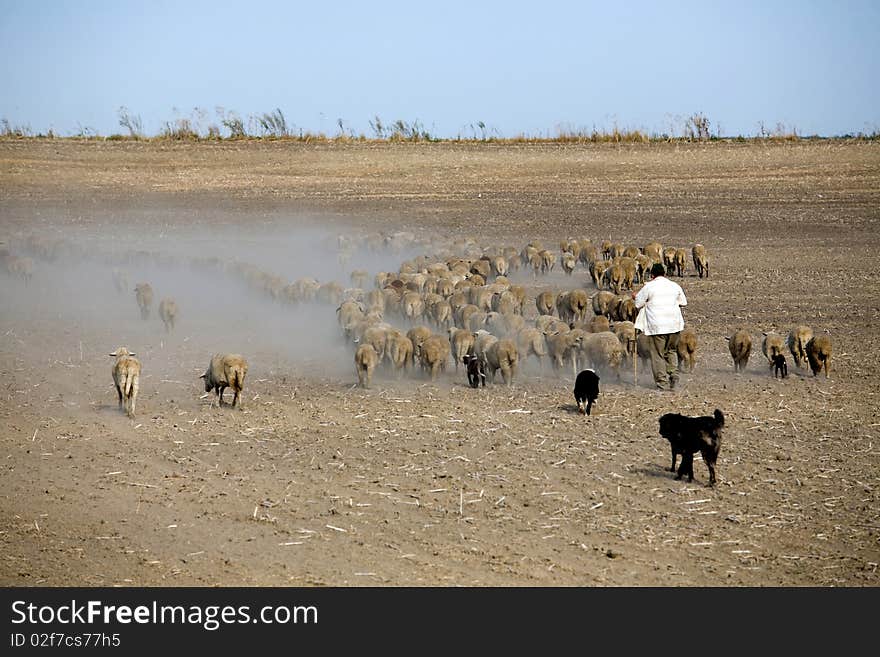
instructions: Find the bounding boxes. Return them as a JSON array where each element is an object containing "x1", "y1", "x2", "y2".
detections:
[{"x1": 1, "y1": 139, "x2": 878, "y2": 586}]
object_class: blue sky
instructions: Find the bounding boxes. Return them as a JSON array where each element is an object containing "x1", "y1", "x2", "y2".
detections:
[{"x1": 1, "y1": 0, "x2": 878, "y2": 137}]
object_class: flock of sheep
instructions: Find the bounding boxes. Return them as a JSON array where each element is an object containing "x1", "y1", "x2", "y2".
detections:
[
  {"x1": 2, "y1": 229, "x2": 833, "y2": 423},
  {"x1": 334, "y1": 235, "x2": 832, "y2": 390}
]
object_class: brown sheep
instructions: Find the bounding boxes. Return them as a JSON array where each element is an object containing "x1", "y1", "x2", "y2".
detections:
[
  {"x1": 539, "y1": 249, "x2": 556, "y2": 274},
  {"x1": 355, "y1": 343, "x2": 380, "y2": 388},
  {"x1": 591, "y1": 291, "x2": 618, "y2": 318},
  {"x1": 448, "y1": 327, "x2": 476, "y2": 371},
  {"x1": 556, "y1": 289, "x2": 590, "y2": 323},
  {"x1": 677, "y1": 328, "x2": 698, "y2": 372},
  {"x1": 134, "y1": 283, "x2": 153, "y2": 320},
  {"x1": 560, "y1": 252, "x2": 577, "y2": 276},
  {"x1": 643, "y1": 241, "x2": 663, "y2": 264},
  {"x1": 385, "y1": 333, "x2": 414, "y2": 378},
  {"x1": 787, "y1": 325, "x2": 813, "y2": 368},
  {"x1": 407, "y1": 326, "x2": 434, "y2": 364},
  {"x1": 728, "y1": 329, "x2": 752, "y2": 372},
  {"x1": 590, "y1": 259, "x2": 610, "y2": 288},
  {"x1": 546, "y1": 331, "x2": 586, "y2": 374},
  {"x1": 579, "y1": 331, "x2": 625, "y2": 381},
  {"x1": 536, "y1": 290, "x2": 557, "y2": 316},
  {"x1": 663, "y1": 247, "x2": 677, "y2": 273},
  {"x1": 201, "y1": 353, "x2": 248, "y2": 408},
  {"x1": 603, "y1": 264, "x2": 625, "y2": 294},
  {"x1": 158, "y1": 298, "x2": 178, "y2": 333},
  {"x1": 612, "y1": 321, "x2": 637, "y2": 357},
  {"x1": 516, "y1": 327, "x2": 548, "y2": 370},
  {"x1": 692, "y1": 244, "x2": 709, "y2": 278},
  {"x1": 673, "y1": 249, "x2": 687, "y2": 277},
  {"x1": 761, "y1": 332, "x2": 786, "y2": 365},
  {"x1": 419, "y1": 335, "x2": 451, "y2": 381},
  {"x1": 485, "y1": 338, "x2": 519, "y2": 385},
  {"x1": 806, "y1": 334, "x2": 832, "y2": 378},
  {"x1": 110, "y1": 347, "x2": 141, "y2": 418},
  {"x1": 613, "y1": 296, "x2": 637, "y2": 323},
  {"x1": 589, "y1": 314, "x2": 610, "y2": 333}
]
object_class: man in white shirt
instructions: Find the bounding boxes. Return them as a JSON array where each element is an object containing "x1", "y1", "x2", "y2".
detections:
[{"x1": 633, "y1": 263, "x2": 688, "y2": 391}]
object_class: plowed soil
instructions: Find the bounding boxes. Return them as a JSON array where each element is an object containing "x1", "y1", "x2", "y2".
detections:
[{"x1": 1, "y1": 139, "x2": 878, "y2": 586}]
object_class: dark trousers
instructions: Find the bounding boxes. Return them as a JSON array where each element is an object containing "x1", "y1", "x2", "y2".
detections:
[{"x1": 647, "y1": 332, "x2": 680, "y2": 389}]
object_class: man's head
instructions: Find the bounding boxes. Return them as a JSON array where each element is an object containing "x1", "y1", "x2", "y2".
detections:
[{"x1": 651, "y1": 263, "x2": 666, "y2": 278}]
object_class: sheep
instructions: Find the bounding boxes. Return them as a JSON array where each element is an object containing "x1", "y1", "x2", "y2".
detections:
[
  {"x1": 610, "y1": 242, "x2": 625, "y2": 259},
  {"x1": 158, "y1": 298, "x2": 178, "y2": 333},
  {"x1": 470, "y1": 259, "x2": 491, "y2": 280},
  {"x1": 419, "y1": 335, "x2": 451, "y2": 381},
  {"x1": 436, "y1": 299, "x2": 455, "y2": 329},
  {"x1": 491, "y1": 255, "x2": 509, "y2": 278},
  {"x1": 673, "y1": 249, "x2": 687, "y2": 277},
  {"x1": 643, "y1": 241, "x2": 663, "y2": 263},
  {"x1": 560, "y1": 252, "x2": 577, "y2": 276},
  {"x1": 622, "y1": 245, "x2": 640, "y2": 259},
  {"x1": 589, "y1": 314, "x2": 610, "y2": 334},
  {"x1": 538, "y1": 249, "x2": 556, "y2": 274},
  {"x1": 535, "y1": 314, "x2": 568, "y2": 336},
  {"x1": 603, "y1": 264, "x2": 625, "y2": 294},
  {"x1": 507, "y1": 285, "x2": 527, "y2": 314},
  {"x1": 361, "y1": 325, "x2": 390, "y2": 361},
  {"x1": 663, "y1": 247, "x2": 677, "y2": 273},
  {"x1": 350, "y1": 269, "x2": 369, "y2": 289},
  {"x1": 579, "y1": 244, "x2": 598, "y2": 268},
  {"x1": 546, "y1": 331, "x2": 585, "y2": 374},
  {"x1": 590, "y1": 259, "x2": 610, "y2": 288},
  {"x1": 466, "y1": 310, "x2": 489, "y2": 333},
  {"x1": 612, "y1": 320, "x2": 636, "y2": 357},
  {"x1": 634, "y1": 254, "x2": 653, "y2": 283},
  {"x1": 134, "y1": 283, "x2": 154, "y2": 320},
  {"x1": 110, "y1": 347, "x2": 141, "y2": 419},
  {"x1": 402, "y1": 291, "x2": 425, "y2": 322},
  {"x1": 6, "y1": 256, "x2": 34, "y2": 284},
  {"x1": 613, "y1": 296, "x2": 637, "y2": 323},
  {"x1": 761, "y1": 332, "x2": 786, "y2": 367},
  {"x1": 787, "y1": 325, "x2": 813, "y2": 368},
  {"x1": 579, "y1": 332, "x2": 625, "y2": 381},
  {"x1": 448, "y1": 327, "x2": 476, "y2": 371},
  {"x1": 692, "y1": 244, "x2": 710, "y2": 278},
  {"x1": 112, "y1": 268, "x2": 129, "y2": 295},
  {"x1": 536, "y1": 290, "x2": 557, "y2": 316},
  {"x1": 806, "y1": 334, "x2": 833, "y2": 378},
  {"x1": 201, "y1": 353, "x2": 248, "y2": 408},
  {"x1": 600, "y1": 240, "x2": 613, "y2": 260},
  {"x1": 618, "y1": 257, "x2": 638, "y2": 290},
  {"x1": 484, "y1": 338, "x2": 519, "y2": 385},
  {"x1": 677, "y1": 327, "x2": 698, "y2": 372},
  {"x1": 355, "y1": 343, "x2": 380, "y2": 388},
  {"x1": 557, "y1": 289, "x2": 590, "y2": 324},
  {"x1": 337, "y1": 300, "x2": 366, "y2": 341},
  {"x1": 385, "y1": 333, "x2": 414, "y2": 378},
  {"x1": 455, "y1": 303, "x2": 481, "y2": 330},
  {"x1": 407, "y1": 326, "x2": 433, "y2": 364},
  {"x1": 472, "y1": 329, "x2": 499, "y2": 363},
  {"x1": 728, "y1": 329, "x2": 752, "y2": 372},
  {"x1": 516, "y1": 327, "x2": 548, "y2": 370},
  {"x1": 591, "y1": 291, "x2": 618, "y2": 318}
]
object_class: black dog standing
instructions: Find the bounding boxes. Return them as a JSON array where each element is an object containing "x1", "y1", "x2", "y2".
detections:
[
  {"x1": 658, "y1": 409, "x2": 725, "y2": 486},
  {"x1": 573, "y1": 369, "x2": 600, "y2": 416},
  {"x1": 462, "y1": 354, "x2": 486, "y2": 388},
  {"x1": 772, "y1": 354, "x2": 788, "y2": 379}
]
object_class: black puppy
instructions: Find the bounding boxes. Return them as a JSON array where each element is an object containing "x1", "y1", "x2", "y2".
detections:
[
  {"x1": 462, "y1": 354, "x2": 486, "y2": 388},
  {"x1": 772, "y1": 354, "x2": 788, "y2": 379},
  {"x1": 658, "y1": 409, "x2": 725, "y2": 486},
  {"x1": 573, "y1": 369, "x2": 600, "y2": 416}
]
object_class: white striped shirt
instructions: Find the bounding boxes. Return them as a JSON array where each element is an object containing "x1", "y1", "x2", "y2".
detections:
[{"x1": 633, "y1": 276, "x2": 687, "y2": 335}]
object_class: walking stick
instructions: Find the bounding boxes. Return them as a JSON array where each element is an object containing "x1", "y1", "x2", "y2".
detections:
[{"x1": 630, "y1": 335, "x2": 638, "y2": 386}]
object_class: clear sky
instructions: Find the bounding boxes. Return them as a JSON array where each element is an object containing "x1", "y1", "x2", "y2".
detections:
[{"x1": 1, "y1": 0, "x2": 878, "y2": 138}]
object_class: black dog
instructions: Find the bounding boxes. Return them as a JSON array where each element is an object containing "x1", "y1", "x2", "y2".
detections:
[
  {"x1": 462, "y1": 354, "x2": 486, "y2": 388},
  {"x1": 772, "y1": 354, "x2": 788, "y2": 379},
  {"x1": 573, "y1": 369, "x2": 600, "y2": 416},
  {"x1": 658, "y1": 409, "x2": 725, "y2": 486}
]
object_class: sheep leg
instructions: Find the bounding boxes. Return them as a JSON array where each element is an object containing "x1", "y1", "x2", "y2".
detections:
[{"x1": 115, "y1": 383, "x2": 123, "y2": 408}]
